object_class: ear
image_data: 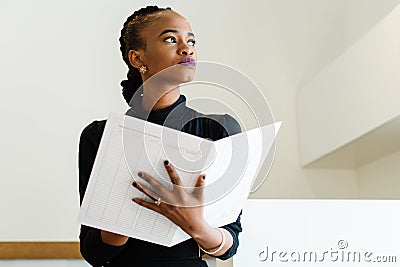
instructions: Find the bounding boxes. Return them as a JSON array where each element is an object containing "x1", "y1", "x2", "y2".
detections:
[{"x1": 128, "y1": 49, "x2": 143, "y2": 69}]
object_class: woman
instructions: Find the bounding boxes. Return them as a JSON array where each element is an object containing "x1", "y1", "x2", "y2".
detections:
[{"x1": 79, "y1": 6, "x2": 242, "y2": 267}]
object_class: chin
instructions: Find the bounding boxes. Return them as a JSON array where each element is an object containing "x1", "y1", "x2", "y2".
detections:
[
  {"x1": 180, "y1": 69, "x2": 195, "y2": 83},
  {"x1": 155, "y1": 65, "x2": 196, "y2": 85},
  {"x1": 177, "y1": 65, "x2": 196, "y2": 82}
]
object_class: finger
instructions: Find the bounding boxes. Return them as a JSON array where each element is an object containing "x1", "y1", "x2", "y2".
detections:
[
  {"x1": 132, "y1": 197, "x2": 162, "y2": 213},
  {"x1": 192, "y1": 174, "x2": 205, "y2": 200},
  {"x1": 137, "y1": 171, "x2": 167, "y2": 196},
  {"x1": 132, "y1": 180, "x2": 158, "y2": 201},
  {"x1": 164, "y1": 160, "x2": 183, "y2": 187}
]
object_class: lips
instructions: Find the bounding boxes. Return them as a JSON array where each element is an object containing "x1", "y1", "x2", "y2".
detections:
[{"x1": 178, "y1": 58, "x2": 196, "y2": 67}]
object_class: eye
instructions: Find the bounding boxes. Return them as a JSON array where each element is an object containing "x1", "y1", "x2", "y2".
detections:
[
  {"x1": 188, "y1": 39, "x2": 196, "y2": 47},
  {"x1": 164, "y1": 36, "x2": 176, "y2": 43}
]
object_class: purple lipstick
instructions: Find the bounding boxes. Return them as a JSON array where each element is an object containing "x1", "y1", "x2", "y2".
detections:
[{"x1": 178, "y1": 58, "x2": 196, "y2": 67}]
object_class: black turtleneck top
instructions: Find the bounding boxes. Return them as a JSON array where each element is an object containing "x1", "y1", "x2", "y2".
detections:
[{"x1": 78, "y1": 93, "x2": 242, "y2": 267}]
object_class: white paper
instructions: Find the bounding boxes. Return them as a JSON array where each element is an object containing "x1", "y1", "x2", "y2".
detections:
[{"x1": 78, "y1": 113, "x2": 280, "y2": 246}]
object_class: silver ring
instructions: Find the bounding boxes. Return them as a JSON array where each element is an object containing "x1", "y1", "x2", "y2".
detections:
[{"x1": 155, "y1": 197, "x2": 162, "y2": 206}]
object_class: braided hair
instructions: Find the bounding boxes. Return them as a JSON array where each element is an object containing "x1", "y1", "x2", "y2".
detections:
[{"x1": 119, "y1": 6, "x2": 172, "y2": 104}]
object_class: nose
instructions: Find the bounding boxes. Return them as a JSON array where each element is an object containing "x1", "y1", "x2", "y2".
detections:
[{"x1": 178, "y1": 43, "x2": 194, "y2": 56}]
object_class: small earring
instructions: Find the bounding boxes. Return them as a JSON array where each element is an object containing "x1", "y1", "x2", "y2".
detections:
[{"x1": 139, "y1": 65, "x2": 147, "y2": 74}]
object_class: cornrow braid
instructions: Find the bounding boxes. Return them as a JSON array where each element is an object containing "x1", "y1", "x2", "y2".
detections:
[{"x1": 119, "y1": 6, "x2": 172, "y2": 104}]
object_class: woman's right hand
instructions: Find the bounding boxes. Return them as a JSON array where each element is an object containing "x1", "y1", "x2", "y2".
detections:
[{"x1": 131, "y1": 161, "x2": 233, "y2": 256}]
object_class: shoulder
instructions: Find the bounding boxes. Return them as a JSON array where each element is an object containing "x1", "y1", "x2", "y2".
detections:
[
  {"x1": 220, "y1": 114, "x2": 242, "y2": 136},
  {"x1": 207, "y1": 113, "x2": 242, "y2": 137},
  {"x1": 79, "y1": 120, "x2": 107, "y2": 146},
  {"x1": 180, "y1": 99, "x2": 241, "y2": 136}
]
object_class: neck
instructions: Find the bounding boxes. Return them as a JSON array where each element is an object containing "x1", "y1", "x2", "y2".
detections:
[{"x1": 141, "y1": 82, "x2": 181, "y2": 111}]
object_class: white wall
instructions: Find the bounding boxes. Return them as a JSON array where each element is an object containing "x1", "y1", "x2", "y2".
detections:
[
  {"x1": 357, "y1": 151, "x2": 400, "y2": 199},
  {"x1": 232, "y1": 0, "x2": 361, "y2": 199},
  {"x1": 0, "y1": 0, "x2": 129, "y2": 241},
  {"x1": 297, "y1": 4, "x2": 400, "y2": 167},
  {"x1": 292, "y1": 0, "x2": 400, "y2": 213}
]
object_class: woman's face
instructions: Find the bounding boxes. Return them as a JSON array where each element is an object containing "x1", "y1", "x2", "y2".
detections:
[{"x1": 131, "y1": 11, "x2": 197, "y2": 84}]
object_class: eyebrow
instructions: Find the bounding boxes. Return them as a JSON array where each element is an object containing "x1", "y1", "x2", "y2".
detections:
[{"x1": 158, "y1": 29, "x2": 195, "y2": 38}]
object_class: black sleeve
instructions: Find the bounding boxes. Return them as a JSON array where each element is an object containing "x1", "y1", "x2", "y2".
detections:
[
  {"x1": 78, "y1": 121, "x2": 126, "y2": 267},
  {"x1": 215, "y1": 212, "x2": 243, "y2": 260}
]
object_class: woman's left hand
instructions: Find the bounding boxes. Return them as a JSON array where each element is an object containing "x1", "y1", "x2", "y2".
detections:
[{"x1": 131, "y1": 160, "x2": 207, "y2": 237}]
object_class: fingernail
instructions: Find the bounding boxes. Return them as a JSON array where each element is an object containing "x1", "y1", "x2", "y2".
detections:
[
  {"x1": 132, "y1": 181, "x2": 137, "y2": 187},
  {"x1": 164, "y1": 160, "x2": 170, "y2": 166},
  {"x1": 202, "y1": 175, "x2": 206, "y2": 180},
  {"x1": 138, "y1": 172, "x2": 143, "y2": 178},
  {"x1": 132, "y1": 198, "x2": 137, "y2": 203}
]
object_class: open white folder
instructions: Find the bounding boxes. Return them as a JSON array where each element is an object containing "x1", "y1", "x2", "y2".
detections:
[{"x1": 78, "y1": 113, "x2": 281, "y2": 246}]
